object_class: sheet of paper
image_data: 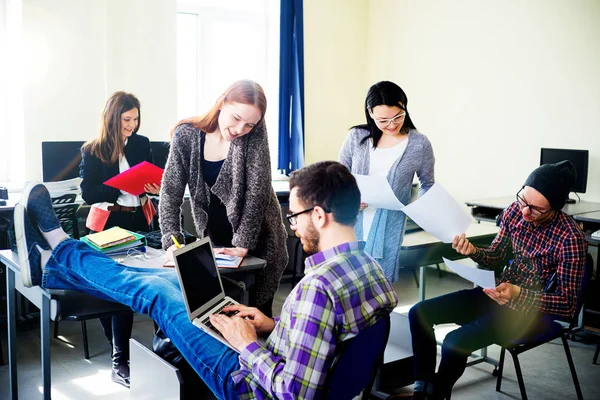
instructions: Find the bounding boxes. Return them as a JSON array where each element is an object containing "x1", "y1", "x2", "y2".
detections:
[
  {"x1": 443, "y1": 257, "x2": 496, "y2": 289},
  {"x1": 401, "y1": 183, "x2": 471, "y2": 243},
  {"x1": 353, "y1": 174, "x2": 404, "y2": 211}
]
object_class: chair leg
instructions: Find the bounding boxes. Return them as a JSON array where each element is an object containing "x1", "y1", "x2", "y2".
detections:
[
  {"x1": 496, "y1": 347, "x2": 506, "y2": 392},
  {"x1": 412, "y1": 268, "x2": 419, "y2": 288},
  {"x1": 81, "y1": 320, "x2": 90, "y2": 360},
  {"x1": 509, "y1": 351, "x2": 528, "y2": 400},
  {"x1": 435, "y1": 263, "x2": 444, "y2": 278},
  {"x1": 53, "y1": 320, "x2": 59, "y2": 339},
  {"x1": 593, "y1": 343, "x2": 600, "y2": 365},
  {"x1": 561, "y1": 334, "x2": 583, "y2": 400}
]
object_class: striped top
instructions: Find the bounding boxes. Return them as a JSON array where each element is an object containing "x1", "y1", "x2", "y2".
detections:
[
  {"x1": 472, "y1": 202, "x2": 587, "y2": 317},
  {"x1": 231, "y1": 241, "x2": 398, "y2": 399}
]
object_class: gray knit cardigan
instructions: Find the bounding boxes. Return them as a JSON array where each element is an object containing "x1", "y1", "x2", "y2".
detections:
[
  {"x1": 159, "y1": 123, "x2": 288, "y2": 306},
  {"x1": 339, "y1": 127, "x2": 435, "y2": 282}
]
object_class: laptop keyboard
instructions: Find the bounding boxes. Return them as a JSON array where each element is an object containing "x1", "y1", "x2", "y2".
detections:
[{"x1": 201, "y1": 301, "x2": 239, "y2": 336}]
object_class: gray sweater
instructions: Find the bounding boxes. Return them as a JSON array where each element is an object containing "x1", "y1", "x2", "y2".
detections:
[
  {"x1": 339, "y1": 127, "x2": 435, "y2": 282},
  {"x1": 159, "y1": 123, "x2": 288, "y2": 305}
]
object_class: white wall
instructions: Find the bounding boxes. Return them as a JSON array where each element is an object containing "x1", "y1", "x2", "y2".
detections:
[
  {"x1": 303, "y1": 0, "x2": 600, "y2": 206},
  {"x1": 304, "y1": 0, "x2": 369, "y2": 164},
  {"x1": 22, "y1": 0, "x2": 177, "y2": 181},
  {"x1": 364, "y1": 0, "x2": 600, "y2": 204}
]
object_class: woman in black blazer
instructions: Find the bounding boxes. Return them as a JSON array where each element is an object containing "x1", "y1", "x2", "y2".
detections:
[{"x1": 80, "y1": 91, "x2": 160, "y2": 388}]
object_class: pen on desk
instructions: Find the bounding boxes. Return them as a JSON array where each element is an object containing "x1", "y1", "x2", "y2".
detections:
[{"x1": 171, "y1": 235, "x2": 181, "y2": 249}]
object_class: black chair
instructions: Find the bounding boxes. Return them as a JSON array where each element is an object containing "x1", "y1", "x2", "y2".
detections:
[
  {"x1": 494, "y1": 253, "x2": 593, "y2": 400},
  {"x1": 51, "y1": 193, "x2": 81, "y2": 239},
  {"x1": 52, "y1": 291, "x2": 132, "y2": 359},
  {"x1": 322, "y1": 312, "x2": 391, "y2": 400},
  {"x1": 50, "y1": 194, "x2": 133, "y2": 359}
]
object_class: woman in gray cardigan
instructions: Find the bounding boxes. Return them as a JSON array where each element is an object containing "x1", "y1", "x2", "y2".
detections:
[
  {"x1": 159, "y1": 80, "x2": 288, "y2": 315},
  {"x1": 339, "y1": 81, "x2": 435, "y2": 282}
]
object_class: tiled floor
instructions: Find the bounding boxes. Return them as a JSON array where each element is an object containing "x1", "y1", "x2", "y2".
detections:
[{"x1": 1, "y1": 267, "x2": 599, "y2": 399}]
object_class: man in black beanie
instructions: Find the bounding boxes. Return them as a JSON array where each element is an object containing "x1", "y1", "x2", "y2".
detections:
[{"x1": 404, "y1": 161, "x2": 587, "y2": 400}]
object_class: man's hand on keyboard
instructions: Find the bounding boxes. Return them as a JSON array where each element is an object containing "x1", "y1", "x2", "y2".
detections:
[
  {"x1": 223, "y1": 304, "x2": 276, "y2": 335},
  {"x1": 210, "y1": 312, "x2": 257, "y2": 352}
]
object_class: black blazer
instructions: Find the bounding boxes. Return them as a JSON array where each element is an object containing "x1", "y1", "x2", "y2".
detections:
[{"x1": 80, "y1": 133, "x2": 154, "y2": 205}]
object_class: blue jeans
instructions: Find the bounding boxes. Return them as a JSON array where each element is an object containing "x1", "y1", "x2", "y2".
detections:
[
  {"x1": 42, "y1": 239, "x2": 241, "y2": 400},
  {"x1": 408, "y1": 288, "x2": 546, "y2": 396}
]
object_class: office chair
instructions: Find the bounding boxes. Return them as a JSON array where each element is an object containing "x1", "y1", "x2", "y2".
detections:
[
  {"x1": 321, "y1": 312, "x2": 391, "y2": 400},
  {"x1": 494, "y1": 253, "x2": 593, "y2": 400},
  {"x1": 53, "y1": 291, "x2": 132, "y2": 359},
  {"x1": 51, "y1": 193, "x2": 81, "y2": 239},
  {"x1": 50, "y1": 194, "x2": 133, "y2": 359}
]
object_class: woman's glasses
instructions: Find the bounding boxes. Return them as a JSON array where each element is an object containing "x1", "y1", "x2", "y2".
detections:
[{"x1": 369, "y1": 111, "x2": 406, "y2": 128}]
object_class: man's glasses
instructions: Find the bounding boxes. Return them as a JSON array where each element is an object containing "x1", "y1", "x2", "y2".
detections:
[
  {"x1": 286, "y1": 207, "x2": 315, "y2": 226},
  {"x1": 369, "y1": 111, "x2": 406, "y2": 128},
  {"x1": 516, "y1": 189, "x2": 551, "y2": 217}
]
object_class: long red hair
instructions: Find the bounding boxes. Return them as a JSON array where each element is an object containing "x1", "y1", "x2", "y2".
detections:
[{"x1": 170, "y1": 79, "x2": 267, "y2": 138}]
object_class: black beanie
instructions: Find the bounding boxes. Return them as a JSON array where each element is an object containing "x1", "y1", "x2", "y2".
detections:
[{"x1": 523, "y1": 160, "x2": 577, "y2": 210}]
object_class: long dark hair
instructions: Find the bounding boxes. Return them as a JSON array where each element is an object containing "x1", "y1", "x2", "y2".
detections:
[
  {"x1": 352, "y1": 81, "x2": 417, "y2": 148},
  {"x1": 84, "y1": 91, "x2": 141, "y2": 165}
]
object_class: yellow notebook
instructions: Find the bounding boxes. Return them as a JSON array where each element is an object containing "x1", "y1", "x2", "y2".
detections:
[{"x1": 86, "y1": 226, "x2": 136, "y2": 249}]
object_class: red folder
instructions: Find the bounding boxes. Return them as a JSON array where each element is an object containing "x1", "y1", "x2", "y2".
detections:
[{"x1": 104, "y1": 161, "x2": 164, "y2": 196}]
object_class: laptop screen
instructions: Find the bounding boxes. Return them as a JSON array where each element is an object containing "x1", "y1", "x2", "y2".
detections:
[{"x1": 176, "y1": 240, "x2": 222, "y2": 313}]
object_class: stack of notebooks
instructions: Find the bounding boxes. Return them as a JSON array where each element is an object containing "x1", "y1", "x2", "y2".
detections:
[{"x1": 81, "y1": 226, "x2": 146, "y2": 256}]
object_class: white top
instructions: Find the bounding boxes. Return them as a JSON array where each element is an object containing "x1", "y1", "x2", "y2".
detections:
[
  {"x1": 362, "y1": 138, "x2": 409, "y2": 239},
  {"x1": 116, "y1": 141, "x2": 140, "y2": 207}
]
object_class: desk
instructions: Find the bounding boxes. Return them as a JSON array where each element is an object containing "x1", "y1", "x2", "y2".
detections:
[
  {"x1": 466, "y1": 196, "x2": 600, "y2": 223},
  {"x1": 400, "y1": 223, "x2": 500, "y2": 301},
  {"x1": 119, "y1": 247, "x2": 266, "y2": 304},
  {"x1": 1, "y1": 247, "x2": 265, "y2": 400}
]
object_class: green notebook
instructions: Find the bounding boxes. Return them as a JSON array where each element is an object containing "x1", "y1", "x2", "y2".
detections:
[{"x1": 81, "y1": 228, "x2": 147, "y2": 253}]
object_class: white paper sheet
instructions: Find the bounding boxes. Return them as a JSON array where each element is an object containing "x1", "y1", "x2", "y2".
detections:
[
  {"x1": 443, "y1": 257, "x2": 496, "y2": 289},
  {"x1": 401, "y1": 183, "x2": 471, "y2": 243},
  {"x1": 353, "y1": 174, "x2": 404, "y2": 211}
]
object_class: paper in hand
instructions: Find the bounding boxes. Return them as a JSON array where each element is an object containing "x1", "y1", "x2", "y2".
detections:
[
  {"x1": 401, "y1": 183, "x2": 471, "y2": 243},
  {"x1": 443, "y1": 257, "x2": 496, "y2": 289},
  {"x1": 353, "y1": 174, "x2": 404, "y2": 211}
]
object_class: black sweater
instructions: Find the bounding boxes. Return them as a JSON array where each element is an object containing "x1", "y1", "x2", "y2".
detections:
[{"x1": 79, "y1": 133, "x2": 153, "y2": 205}]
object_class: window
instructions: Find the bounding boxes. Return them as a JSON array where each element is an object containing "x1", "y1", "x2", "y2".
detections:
[
  {"x1": 0, "y1": 0, "x2": 25, "y2": 184},
  {"x1": 177, "y1": 0, "x2": 280, "y2": 169}
]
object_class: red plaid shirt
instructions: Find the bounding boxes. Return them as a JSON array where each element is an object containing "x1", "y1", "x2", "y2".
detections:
[{"x1": 471, "y1": 202, "x2": 587, "y2": 317}]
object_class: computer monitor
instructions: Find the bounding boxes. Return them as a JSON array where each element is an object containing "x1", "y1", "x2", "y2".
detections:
[
  {"x1": 41, "y1": 141, "x2": 85, "y2": 182},
  {"x1": 540, "y1": 148, "x2": 589, "y2": 201},
  {"x1": 151, "y1": 141, "x2": 170, "y2": 169}
]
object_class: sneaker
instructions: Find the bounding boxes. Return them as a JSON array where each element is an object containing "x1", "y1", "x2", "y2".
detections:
[
  {"x1": 14, "y1": 202, "x2": 51, "y2": 287},
  {"x1": 111, "y1": 363, "x2": 130, "y2": 388},
  {"x1": 20, "y1": 183, "x2": 61, "y2": 233}
]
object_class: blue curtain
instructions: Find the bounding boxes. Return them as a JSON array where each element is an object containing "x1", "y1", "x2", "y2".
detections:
[{"x1": 278, "y1": 0, "x2": 304, "y2": 175}]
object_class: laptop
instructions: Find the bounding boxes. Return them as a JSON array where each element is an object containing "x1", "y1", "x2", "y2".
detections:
[{"x1": 173, "y1": 237, "x2": 241, "y2": 352}]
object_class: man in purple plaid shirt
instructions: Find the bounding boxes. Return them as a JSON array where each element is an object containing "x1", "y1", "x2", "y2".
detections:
[
  {"x1": 402, "y1": 160, "x2": 588, "y2": 400},
  {"x1": 15, "y1": 160, "x2": 398, "y2": 399}
]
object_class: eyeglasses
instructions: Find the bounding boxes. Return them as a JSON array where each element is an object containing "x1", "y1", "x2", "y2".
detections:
[
  {"x1": 286, "y1": 207, "x2": 315, "y2": 226},
  {"x1": 516, "y1": 189, "x2": 551, "y2": 217},
  {"x1": 369, "y1": 111, "x2": 406, "y2": 128}
]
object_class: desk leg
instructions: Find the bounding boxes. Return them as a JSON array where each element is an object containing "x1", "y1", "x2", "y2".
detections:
[
  {"x1": 41, "y1": 294, "x2": 51, "y2": 400},
  {"x1": 6, "y1": 266, "x2": 18, "y2": 400},
  {"x1": 418, "y1": 266, "x2": 426, "y2": 302}
]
